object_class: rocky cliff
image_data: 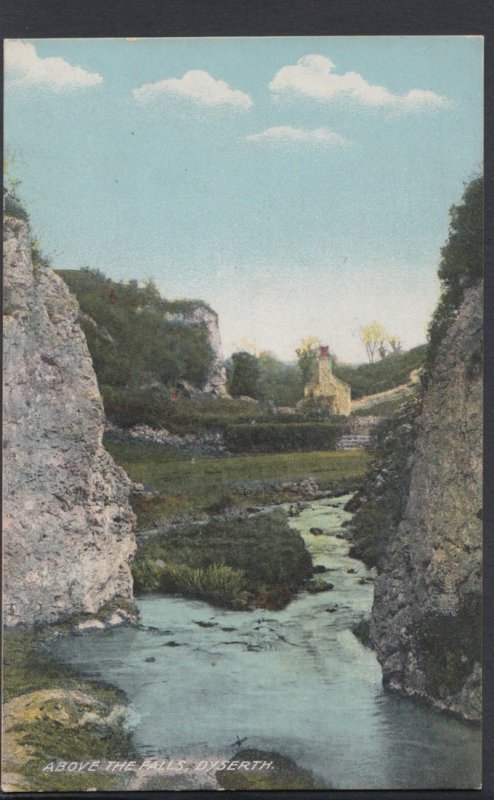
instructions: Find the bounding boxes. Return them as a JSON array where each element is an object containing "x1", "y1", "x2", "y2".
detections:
[
  {"x1": 370, "y1": 281, "x2": 482, "y2": 721},
  {"x1": 165, "y1": 305, "x2": 228, "y2": 396},
  {"x1": 3, "y1": 216, "x2": 136, "y2": 627}
]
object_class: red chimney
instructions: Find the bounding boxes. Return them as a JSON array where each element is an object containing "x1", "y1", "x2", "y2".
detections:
[{"x1": 319, "y1": 345, "x2": 329, "y2": 358}]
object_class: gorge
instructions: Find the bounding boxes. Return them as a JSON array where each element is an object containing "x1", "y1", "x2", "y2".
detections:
[{"x1": 2, "y1": 204, "x2": 482, "y2": 791}]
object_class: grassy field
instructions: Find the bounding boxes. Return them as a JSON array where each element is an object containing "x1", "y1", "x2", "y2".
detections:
[{"x1": 106, "y1": 440, "x2": 370, "y2": 528}]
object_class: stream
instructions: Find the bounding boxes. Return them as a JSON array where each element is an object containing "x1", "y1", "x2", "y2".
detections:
[{"x1": 51, "y1": 496, "x2": 481, "y2": 789}]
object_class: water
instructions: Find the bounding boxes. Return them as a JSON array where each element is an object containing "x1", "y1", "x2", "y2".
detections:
[{"x1": 51, "y1": 496, "x2": 481, "y2": 789}]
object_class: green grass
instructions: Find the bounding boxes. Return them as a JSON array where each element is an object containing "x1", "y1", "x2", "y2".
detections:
[
  {"x1": 133, "y1": 560, "x2": 249, "y2": 609},
  {"x1": 132, "y1": 510, "x2": 313, "y2": 610},
  {"x1": 2, "y1": 628, "x2": 133, "y2": 792},
  {"x1": 106, "y1": 439, "x2": 370, "y2": 527},
  {"x1": 333, "y1": 345, "x2": 426, "y2": 398},
  {"x1": 216, "y1": 749, "x2": 327, "y2": 790}
]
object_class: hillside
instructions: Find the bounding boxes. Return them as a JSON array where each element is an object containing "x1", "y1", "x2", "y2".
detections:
[
  {"x1": 57, "y1": 268, "x2": 214, "y2": 388},
  {"x1": 333, "y1": 345, "x2": 426, "y2": 399}
]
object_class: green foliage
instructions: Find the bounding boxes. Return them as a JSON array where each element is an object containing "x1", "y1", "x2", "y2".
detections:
[
  {"x1": 351, "y1": 615, "x2": 371, "y2": 647},
  {"x1": 228, "y1": 350, "x2": 260, "y2": 398},
  {"x1": 295, "y1": 336, "x2": 319, "y2": 385},
  {"x1": 31, "y1": 238, "x2": 53, "y2": 271},
  {"x1": 101, "y1": 385, "x2": 173, "y2": 428},
  {"x1": 57, "y1": 268, "x2": 213, "y2": 398},
  {"x1": 133, "y1": 559, "x2": 249, "y2": 609},
  {"x1": 216, "y1": 749, "x2": 327, "y2": 790},
  {"x1": 3, "y1": 179, "x2": 29, "y2": 222},
  {"x1": 412, "y1": 592, "x2": 481, "y2": 699},
  {"x1": 257, "y1": 352, "x2": 304, "y2": 406},
  {"x1": 2, "y1": 629, "x2": 132, "y2": 791},
  {"x1": 346, "y1": 401, "x2": 420, "y2": 568},
  {"x1": 425, "y1": 175, "x2": 483, "y2": 376},
  {"x1": 223, "y1": 421, "x2": 344, "y2": 454},
  {"x1": 332, "y1": 345, "x2": 426, "y2": 399},
  {"x1": 132, "y1": 511, "x2": 313, "y2": 609}
]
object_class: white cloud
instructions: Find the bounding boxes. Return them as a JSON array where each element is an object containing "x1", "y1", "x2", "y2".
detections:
[
  {"x1": 133, "y1": 70, "x2": 253, "y2": 110},
  {"x1": 243, "y1": 125, "x2": 349, "y2": 147},
  {"x1": 269, "y1": 54, "x2": 451, "y2": 112},
  {"x1": 5, "y1": 40, "x2": 103, "y2": 91}
]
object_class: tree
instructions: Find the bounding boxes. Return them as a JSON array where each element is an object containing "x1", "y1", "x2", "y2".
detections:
[
  {"x1": 257, "y1": 352, "x2": 304, "y2": 406},
  {"x1": 388, "y1": 335, "x2": 402, "y2": 354},
  {"x1": 425, "y1": 174, "x2": 483, "y2": 375},
  {"x1": 296, "y1": 336, "x2": 319, "y2": 384},
  {"x1": 360, "y1": 321, "x2": 389, "y2": 364},
  {"x1": 229, "y1": 351, "x2": 260, "y2": 398}
]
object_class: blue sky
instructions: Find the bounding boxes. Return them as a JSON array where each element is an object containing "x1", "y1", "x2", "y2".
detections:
[{"x1": 4, "y1": 36, "x2": 483, "y2": 362}]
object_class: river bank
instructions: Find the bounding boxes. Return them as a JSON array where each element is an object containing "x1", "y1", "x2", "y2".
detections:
[
  {"x1": 45, "y1": 496, "x2": 481, "y2": 791},
  {"x1": 105, "y1": 438, "x2": 370, "y2": 528}
]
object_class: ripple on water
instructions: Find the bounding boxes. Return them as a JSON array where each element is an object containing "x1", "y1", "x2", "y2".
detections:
[{"x1": 50, "y1": 498, "x2": 481, "y2": 790}]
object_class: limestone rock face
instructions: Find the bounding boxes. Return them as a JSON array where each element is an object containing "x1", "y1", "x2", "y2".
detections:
[
  {"x1": 166, "y1": 305, "x2": 228, "y2": 396},
  {"x1": 3, "y1": 217, "x2": 136, "y2": 627},
  {"x1": 370, "y1": 282, "x2": 482, "y2": 721}
]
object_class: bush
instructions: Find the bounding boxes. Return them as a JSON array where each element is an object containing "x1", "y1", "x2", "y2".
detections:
[
  {"x1": 228, "y1": 351, "x2": 260, "y2": 398},
  {"x1": 351, "y1": 615, "x2": 371, "y2": 647},
  {"x1": 133, "y1": 559, "x2": 249, "y2": 609},
  {"x1": 223, "y1": 422, "x2": 344, "y2": 453},
  {"x1": 132, "y1": 511, "x2": 312, "y2": 609},
  {"x1": 101, "y1": 385, "x2": 174, "y2": 429},
  {"x1": 424, "y1": 175, "x2": 483, "y2": 378},
  {"x1": 4, "y1": 186, "x2": 29, "y2": 222}
]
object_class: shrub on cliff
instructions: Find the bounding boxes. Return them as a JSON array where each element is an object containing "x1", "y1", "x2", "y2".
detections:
[
  {"x1": 347, "y1": 176, "x2": 483, "y2": 568},
  {"x1": 3, "y1": 178, "x2": 29, "y2": 222},
  {"x1": 425, "y1": 175, "x2": 483, "y2": 377},
  {"x1": 57, "y1": 268, "x2": 214, "y2": 397}
]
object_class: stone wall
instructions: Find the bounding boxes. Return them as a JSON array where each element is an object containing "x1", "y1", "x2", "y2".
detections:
[{"x1": 3, "y1": 216, "x2": 136, "y2": 626}]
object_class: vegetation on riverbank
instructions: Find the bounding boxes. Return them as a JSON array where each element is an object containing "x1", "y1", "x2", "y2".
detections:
[
  {"x1": 132, "y1": 511, "x2": 313, "y2": 610},
  {"x1": 344, "y1": 401, "x2": 420, "y2": 568},
  {"x1": 106, "y1": 439, "x2": 370, "y2": 528},
  {"x1": 216, "y1": 749, "x2": 327, "y2": 790},
  {"x1": 2, "y1": 628, "x2": 133, "y2": 792}
]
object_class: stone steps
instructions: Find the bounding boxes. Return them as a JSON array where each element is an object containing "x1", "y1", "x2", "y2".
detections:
[{"x1": 337, "y1": 433, "x2": 372, "y2": 450}]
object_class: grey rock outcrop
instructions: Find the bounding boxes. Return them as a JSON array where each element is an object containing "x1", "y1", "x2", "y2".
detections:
[
  {"x1": 370, "y1": 281, "x2": 482, "y2": 721},
  {"x1": 3, "y1": 216, "x2": 136, "y2": 627},
  {"x1": 165, "y1": 305, "x2": 228, "y2": 395}
]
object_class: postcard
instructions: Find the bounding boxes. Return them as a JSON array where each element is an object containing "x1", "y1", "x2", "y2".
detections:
[{"x1": 2, "y1": 35, "x2": 483, "y2": 792}]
